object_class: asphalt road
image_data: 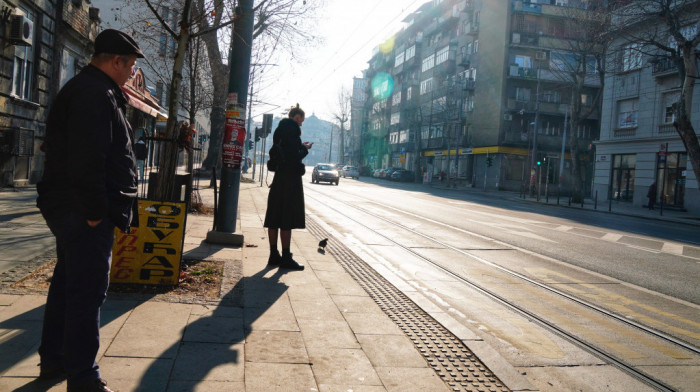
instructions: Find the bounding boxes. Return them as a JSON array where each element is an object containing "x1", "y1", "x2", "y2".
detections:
[{"x1": 303, "y1": 173, "x2": 700, "y2": 392}]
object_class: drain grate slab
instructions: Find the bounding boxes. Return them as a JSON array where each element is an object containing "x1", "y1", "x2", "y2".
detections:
[{"x1": 307, "y1": 219, "x2": 510, "y2": 392}]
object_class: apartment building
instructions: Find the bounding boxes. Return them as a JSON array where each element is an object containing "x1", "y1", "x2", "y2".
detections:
[
  {"x1": 360, "y1": 0, "x2": 601, "y2": 192},
  {"x1": 593, "y1": 4, "x2": 699, "y2": 213},
  {"x1": 0, "y1": 0, "x2": 100, "y2": 186}
]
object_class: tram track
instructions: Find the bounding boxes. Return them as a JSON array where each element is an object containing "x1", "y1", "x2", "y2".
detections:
[{"x1": 304, "y1": 186, "x2": 700, "y2": 391}]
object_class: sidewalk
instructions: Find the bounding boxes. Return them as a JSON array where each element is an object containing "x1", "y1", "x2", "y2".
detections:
[{"x1": 1, "y1": 181, "x2": 499, "y2": 392}]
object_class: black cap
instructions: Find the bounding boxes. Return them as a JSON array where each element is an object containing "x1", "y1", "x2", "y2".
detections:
[{"x1": 94, "y1": 29, "x2": 145, "y2": 58}]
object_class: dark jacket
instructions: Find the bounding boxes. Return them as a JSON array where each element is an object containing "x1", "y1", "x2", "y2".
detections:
[
  {"x1": 37, "y1": 64, "x2": 139, "y2": 232},
  {"x1": 263, "y1": 118, "x2": 308, "y2": 230}
]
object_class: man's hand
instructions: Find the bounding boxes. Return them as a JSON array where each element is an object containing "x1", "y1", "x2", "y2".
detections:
[
  {"x1": 87, "y1": 219, "x2": 102, "y2": 228},
  {"x1": 303, "y1": 141, "x2": 313, "y2": 150}
]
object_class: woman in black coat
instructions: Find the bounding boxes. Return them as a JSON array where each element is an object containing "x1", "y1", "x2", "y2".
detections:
[{"x1": 263, "y1": 104, "x2": 312, "y2": 270}]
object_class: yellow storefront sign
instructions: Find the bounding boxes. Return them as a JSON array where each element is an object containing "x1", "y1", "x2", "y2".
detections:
[{"x1": 111, "y1": 200, "x2": 186, "y2": 285}]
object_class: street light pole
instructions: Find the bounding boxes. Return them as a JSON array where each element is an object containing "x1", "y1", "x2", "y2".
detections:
[{"x1": 207, "y1": 0, "x2": 254, "y2": 245}]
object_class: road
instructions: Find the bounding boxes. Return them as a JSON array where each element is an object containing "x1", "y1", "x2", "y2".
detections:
[{"x1": 302, "y1": 172, "x2": 700, "y2": 392}]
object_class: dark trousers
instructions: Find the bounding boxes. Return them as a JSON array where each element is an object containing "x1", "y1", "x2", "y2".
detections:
[{"x1": 39, "y1": 212, "x2": 114, "y2": 387}]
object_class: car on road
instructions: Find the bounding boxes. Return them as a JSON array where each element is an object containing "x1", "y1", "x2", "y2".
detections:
[
  {"x1": 390, "y1": 169, "x2": 414, "y2": 182},
  {"x1": 341, "y1": 165, "x2": 359, "y2": 179},
  {"x1": 312, "y1": 163, "x2": 339, "y2": 185}
]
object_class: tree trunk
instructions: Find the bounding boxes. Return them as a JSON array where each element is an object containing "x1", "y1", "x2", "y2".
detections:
[
  {"x1": 676, "y1": 45, "x2": 700, "y2": 191},
  {"x1": 154, "y1": 0, "x2": 192, "y2": 201},
  {"x1": 199, "y1": 24, "x2": 229, "y2": 171}
]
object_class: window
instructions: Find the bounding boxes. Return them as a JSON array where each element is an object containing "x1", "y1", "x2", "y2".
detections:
[
  {"x1": 391, "y1": 112, "x2": 400, "y2": 125},
  {"x1": 405, "y1": 45, "x2": 416, "y2": 60},
  {"x1": 59, "y1": 48, "x2": 81, "y2": 89},
  {"x1": 663, "y1": 92, "x2": 680, "y2": 124},
  {"x1": 159, "y1": 34, "x2": 168, "y2": 56},
  {"x1": 395, "y1": 51, "x2": 405, "y2": 67},
  {"x1": 515, "y1": 55, "x2": 532, "y2": 68},
  {"x1": 622, "y1": 43, "x2": 642, "y2": 71},
  {"x1": 542, "y1": 90, "x2": 560, "y2": 103},
  {"x1": 11, "y1": 6, "x2": 35, "y2": 100},
  {"x1": 611, "y1": 154, "x2": 636, "y2": 201},
  {"x1": 392, "y1": 91, "x2": 401, "y2": 106},
  {"x1": 436, "y1": 46, "x2": 449, "y2": 65},
  {"x1": 581, "y1": 93, "x2": 592, "y2": 107},
  {"x1": 156, "y1": 82, "x2": 164, "y2": 106},
  {"x1": 420, "y1": 78, "x2": 433, "y2": 95},
  {"x1": 617, "y1": 99, "x2": 638, "y2": 128},
  {"x1": 390, "y1": 131, "x2": 399, "y2": 144},
  {"x1": 515, "y1": 87, "x2": 531, "y2": 101},
  {"x1": 422, "y1": 54, "x2": 435, "y2": 72},
  {"x1": 473, "y1": 39, "x2": 479, "y2": 53},
  {"x1": 406, "y1": 86, "x2": 412, "y2": 101},
  {"x1": 421, "y1": 126, "x2": 429, "y2": 140}
]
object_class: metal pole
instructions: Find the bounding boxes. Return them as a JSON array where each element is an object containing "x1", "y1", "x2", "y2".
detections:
[
  {"x1": 242, "y1": 66, "x2": 255, "y2": 173},
  {"x1": 559, "y1": 109, "x2": 567, "y2": 203},
  {"x1": 209, "y1": 0, "x2": 253, "y2": 243},
  {"x1": 483, "y1": 149, "x2": 488, "y2": 191},
  {"x1": 660, "y1": 142, "x2": 668, "y2": 216},
  {"x1": 530, "y1": 65, "x2": 541, "y2": 196},
  {"x1": 545, "y1": 158, "x2": 550, "y2": 203}
]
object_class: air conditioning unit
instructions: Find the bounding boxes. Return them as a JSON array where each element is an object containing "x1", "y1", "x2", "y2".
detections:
[
  {"x1": 512, "y1": 33, "x2": 520, "y2": 44},
  {"x1": 10, "y1": 15, "x2": 33, "y2": 47},
  {"x1": 535, "y1": 51, "x2": 547, "y2": 61},
  {"x1": 503, "y1": 113, "x2": 513, "y2": 121}
]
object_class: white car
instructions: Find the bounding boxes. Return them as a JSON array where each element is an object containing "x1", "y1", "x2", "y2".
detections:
[{"x1": 341, "y1": 165, "x2": 359, "y2": 179}]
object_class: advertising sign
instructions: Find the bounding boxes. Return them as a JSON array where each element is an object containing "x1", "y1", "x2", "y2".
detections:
[
  {"x1": 222, "y1": 108, "x2": 246, "y2": 169},
  {"x1": 111, "y1": 200, "x2": 187, "y2": 285}
]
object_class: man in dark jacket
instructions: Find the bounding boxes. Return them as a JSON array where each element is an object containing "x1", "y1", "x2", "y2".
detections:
[
  {"x1": 263, "y1": 104, "x2": 312, "y2": 270},
  {"x1": 35, "y1": 29, "x2": 144, "y2": 392}
]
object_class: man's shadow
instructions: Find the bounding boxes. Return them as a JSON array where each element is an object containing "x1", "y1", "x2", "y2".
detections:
[
  {"x1": 133, "y1": 266, "x2": 290, "y2": 391},
  {"x1": 3, "y1": 294, "x2": 155, "y2": 392}
]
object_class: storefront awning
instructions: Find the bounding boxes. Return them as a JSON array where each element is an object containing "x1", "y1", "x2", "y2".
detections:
[{"x1": 124, "y1": 89, "x2": 159, "y2": 118}]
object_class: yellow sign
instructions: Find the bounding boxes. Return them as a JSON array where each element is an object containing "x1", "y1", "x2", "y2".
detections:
[{"x1": 111, "y1": 200, "x2": 186, "y2": 285}]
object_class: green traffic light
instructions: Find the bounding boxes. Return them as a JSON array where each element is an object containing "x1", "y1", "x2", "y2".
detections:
[{"x1": 536, "y1": 161, "x2": 541, "y2": 165}]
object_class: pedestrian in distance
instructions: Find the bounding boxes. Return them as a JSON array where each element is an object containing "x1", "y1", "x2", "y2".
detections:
[
  {"x1": 263, "y1": 104, "x2": 312, "y2": 270},
  {"x1": 647, "y1": 181, "x2": 657, "y2": 210},
  {"x1": 35, "y1": 29, "x2": 144, "y2": 392}
]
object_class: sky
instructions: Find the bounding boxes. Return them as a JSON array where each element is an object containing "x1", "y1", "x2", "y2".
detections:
[{"x1": 252, "y1": 0, "x2": 425, "y2": 123}]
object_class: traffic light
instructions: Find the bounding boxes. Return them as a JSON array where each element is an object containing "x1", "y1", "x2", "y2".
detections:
[
  {"x1": 486, "y1": 157, "x2": 493, "y2": 167},
  {"x1": 247, "y1": 140, "x2": 254, "y2": 150},
  {"x1": 536, "y1": 160, "x2": 541, "y2": 166}
]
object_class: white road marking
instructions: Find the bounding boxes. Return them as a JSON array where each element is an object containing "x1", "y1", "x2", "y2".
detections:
[
  {"x1": 661, "y1": 242, "x2": 684, "y2": 255},
  {"x1": 602, "y1": 233, "x2": 623, "y2": 242},
  {"x1": 555, "y1": 225, "x2": 574, "y2": 232}
]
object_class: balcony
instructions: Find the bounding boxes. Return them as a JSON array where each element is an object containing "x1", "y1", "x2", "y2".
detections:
[
  {"x1": 613, "y1": 127, "x2": 637, "y2": 139},
  {"x1": 651, "y1": 57, "x2": 677, "y2": 77},
  {"x1": 508, "y1": 65, "x2": 538, "y2": 79},
  {"x1": 459, "y1": 53, "x2": 471, "y2": 68},
  {"x1": 658, "y1": 123, "x2": 676, "y2": 135}
]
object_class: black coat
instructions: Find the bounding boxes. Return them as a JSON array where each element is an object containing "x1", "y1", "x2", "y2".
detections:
[
  {"x1": 37, "y1": 65, "x2": 139, "y2": 233},
  {"x1": 264, "y1": 118, "x2": 308, "y2": 230}
]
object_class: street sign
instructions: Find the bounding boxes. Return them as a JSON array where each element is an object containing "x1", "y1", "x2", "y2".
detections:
[{"x1": 658, "y1": 154, "x2": 666, "y2": 163}]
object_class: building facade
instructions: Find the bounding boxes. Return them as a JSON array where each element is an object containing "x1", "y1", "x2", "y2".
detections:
[
  {"x1": 593, "y1": 6, "x2": 699, "y2": 213},
  {"x1": 0, "y1": 0, "x2": 101, "y2": 187},
  {"x1": 360, "y1": 0, "x2": 601, "y2": 192}
]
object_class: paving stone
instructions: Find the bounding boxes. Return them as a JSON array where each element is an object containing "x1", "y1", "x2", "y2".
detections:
[
  {"x1": 331, "y1": 295, "x2": 382, "y2": 314},
  {"x1": 183, "y1": 313, "x2": 244, "y2": 344},
  {"x1": 318, "y1": 385, "x2": 387, "y2": 392},
  {"x1": 245, "y1": 296, "x2": 299, "y2": 332},
  {"x1": 290, "y1": 297, "x2": 344, "y2": 321},
  {"x1": 344, "y1": 312, "x2": 404, "y2": 336},
  {"x1": 99, "y1": 357, "x2": 172, "y2": 392},
  {"x1": 357, "y1": 335, "x2": 429, "y2": 368},
  {"x1": 106, "y1": 302, "x2": 191, "y2": 358},
  {"x1": 245, "y1": 330, "x2": 308, "y2": 363},
  {"x1": 244, "y1": 362, "x2": 316, "y2": 392},
  {"x1": 307, "y1": 347, "x2": 382, "y2": 386},
  {"x1": 375, "y1": 367, "x2": 451, "y2": 392},
  {"x1": 298, "y1": 318, "x2": 360, "y2": 349},
  {"x1": 171, "y1": 342, "x2": 244, "y2": 382}
]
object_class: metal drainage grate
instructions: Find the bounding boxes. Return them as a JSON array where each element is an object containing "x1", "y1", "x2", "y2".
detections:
[{"x1": 307, "y1": 219, "x2": 510, "y2": 392}]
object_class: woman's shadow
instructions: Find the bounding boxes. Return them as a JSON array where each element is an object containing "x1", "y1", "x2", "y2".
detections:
[{"x1": 132, "y1": 266, "x2": 291, "y2": 391}]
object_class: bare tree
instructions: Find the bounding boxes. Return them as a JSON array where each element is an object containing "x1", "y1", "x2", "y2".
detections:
[
  {"x1": 610, "y1": 0, "x2": 700, "y2": 191},
  {"x1": 332, "y1": 86, "x2": 351, "y2": 165},
  {"x1": 198, "y1": 0, "x2": 322, "y2": 171}
]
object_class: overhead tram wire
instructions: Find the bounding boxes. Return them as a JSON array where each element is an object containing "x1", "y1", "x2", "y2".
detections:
[{"x1": 299, "y1": 0, "x2": 424, "y2": 98}]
